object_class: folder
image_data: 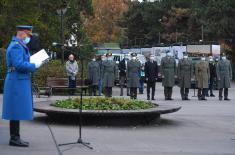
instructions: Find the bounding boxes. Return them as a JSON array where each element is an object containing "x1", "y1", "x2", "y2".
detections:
[{"x1": 30, "y1": 49, "x2": 49, "y2": 65}]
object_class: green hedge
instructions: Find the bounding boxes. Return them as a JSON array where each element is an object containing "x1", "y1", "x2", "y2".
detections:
[
  {"x1": 0, "y1": 48, "x2": 89, "y2": 90},
  {"x1": 0, "y1": 48, "x2": 6, "y2": 93},
  {"x1": 33, "y1": 59, "x2": 88, "y2": 86},
  {"x1": 32, "y1": 60, "x2": 67, "y2": 86}
]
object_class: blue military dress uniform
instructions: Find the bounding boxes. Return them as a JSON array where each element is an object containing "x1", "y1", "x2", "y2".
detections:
[{"x1": 2, "y1": 36, "x2": 36, "y2": 120}]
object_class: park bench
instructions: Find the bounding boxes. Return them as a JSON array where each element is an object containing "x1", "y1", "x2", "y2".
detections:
[{"x1": 34, "y1": 77, "x2": 89, "y2": 97}]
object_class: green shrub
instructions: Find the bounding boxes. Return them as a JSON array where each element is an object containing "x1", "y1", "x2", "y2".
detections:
[
  {"x1": 0, "y1": 48, "x2": 7, "y2": 93},
  {"x1": 32, "y1": 59, "x2": 88, "y2": 87},
  {"x1": 0, "y1": 48, "x2": 89, "y2": 89},
  {"x1": 32, "y1": 60, "x2": 67, "y2": 86},
  {"x1": 52, "y1": 97, "x2": 157, "y2": 110}
]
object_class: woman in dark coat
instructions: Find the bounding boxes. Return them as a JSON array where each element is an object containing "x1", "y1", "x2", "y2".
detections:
[{"x1": 87, "y1": 57, "x2": 100, "y2": 96}]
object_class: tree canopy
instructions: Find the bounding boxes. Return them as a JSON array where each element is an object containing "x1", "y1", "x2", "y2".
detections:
[
  {"x1": 121, "y1": 0, "x2": 235, "y2": 57},
  {"x1": 0, "y1": 0, "x2": 93, "y2": 49},
  {"x1": 0, "y1": 0, "x2": 234, "y2": 60}
]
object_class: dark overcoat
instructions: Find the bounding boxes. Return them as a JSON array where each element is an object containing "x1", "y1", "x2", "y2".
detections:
[
  {"x1": 145, "y1": 61, "x2": 158, "y2": 82},
  {"x1": 88, "y1": 61, "x2": 100, "y2": 85},
  {"x1": 161, "y1": 56, "x2": 176, "y2": 87},
  {"x1": 127, "y1": 60, "x2": 141, "y2": 88},
  {"x1": 216, "y1": 59, "x2": 232, "y2": 88},
  {"x1": 101, "y1": 60, "x2": 117, "y2": 87},
  {"x1": 177, "y1": 58, "x2": 193, "y2": 88}
]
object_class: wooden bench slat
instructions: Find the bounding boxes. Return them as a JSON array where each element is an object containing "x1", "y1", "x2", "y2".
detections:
[{"x1": 46, "y1": 77, "x2": 89, "y2": 95}]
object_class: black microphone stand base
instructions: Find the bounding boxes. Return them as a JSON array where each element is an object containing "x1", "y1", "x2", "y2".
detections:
[{"x1": 58, "y1": 138, "x2": 93, "y2": 150}]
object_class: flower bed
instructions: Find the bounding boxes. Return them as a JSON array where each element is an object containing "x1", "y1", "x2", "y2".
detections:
[{"x1": 52, "y1": 97, "x2": 157, "y2": 110}]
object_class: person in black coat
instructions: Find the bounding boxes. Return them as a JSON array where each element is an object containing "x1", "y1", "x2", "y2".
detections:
[
  {"x1": 118, "y1": 55, "x2": 129, "y2": 96},
  {"x1": 208, "y1": 56, "x2": 216, "y2": 97},
  {"x1": 145, "y1": 55, "x2": 158, "y2": 100}
]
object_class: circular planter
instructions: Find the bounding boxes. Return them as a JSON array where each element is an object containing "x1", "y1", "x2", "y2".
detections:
[{"x1": 34, "y1": 101, "x2": 181, "y2": 125}]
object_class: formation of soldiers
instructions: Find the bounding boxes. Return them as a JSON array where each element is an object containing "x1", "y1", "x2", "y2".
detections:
[{"x1": 87, "y1": 51, "x2": 232, "y2": 101}]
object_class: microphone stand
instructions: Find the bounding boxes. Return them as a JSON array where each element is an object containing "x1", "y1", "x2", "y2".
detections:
[
  {"x1": 192, "y1": 80, "x2": 197, "y2": 97},
  {"x1": 55, "y1": 45, "x2": 93, "y2": 149}
]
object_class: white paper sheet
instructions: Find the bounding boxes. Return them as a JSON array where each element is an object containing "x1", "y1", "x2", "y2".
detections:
[{"x1": 30, "y1": 49, "x2": 49, "y2": 64}]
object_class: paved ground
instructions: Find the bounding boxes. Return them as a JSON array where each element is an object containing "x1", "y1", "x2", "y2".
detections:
[{"x1": 1, "y1": 82, "x2": 235, "y2": 155}]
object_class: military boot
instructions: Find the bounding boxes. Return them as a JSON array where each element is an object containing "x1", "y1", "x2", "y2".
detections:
[
  {"x1": 219, "y1": 88, "x2": 223, "y2": 101},
  {"x1": 185, "y1": 88, "x2": 190, "y2": 100},
  {"x1": 198, "y1": 89, "x2": 202, "y2": 100},
  {"x1": 224, "y1": 88, "x2": 230, "y2": 100}
]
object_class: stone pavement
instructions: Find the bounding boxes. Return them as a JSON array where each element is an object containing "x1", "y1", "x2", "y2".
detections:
[{"x1": 1, "y1": 82, "x2": 235, "y2": 155}]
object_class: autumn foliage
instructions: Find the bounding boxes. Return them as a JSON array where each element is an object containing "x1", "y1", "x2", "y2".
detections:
[{"x1": 84, "y1": 0, "x2": 129, "y2": 43}]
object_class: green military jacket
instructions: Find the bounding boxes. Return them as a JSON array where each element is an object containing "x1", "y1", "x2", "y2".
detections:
[
  {"x1": 127, "y1": 60, "x2": 141, "y2": 88},
  {"x1": 101, "y1": 60, "x2": 117, "y2": 87},
  {"x1": 161, "y1": 56, "x2": 176, "y2": 87},
  {"x1": 177, "y1": 58, "x2": 193, "y2": 88}
]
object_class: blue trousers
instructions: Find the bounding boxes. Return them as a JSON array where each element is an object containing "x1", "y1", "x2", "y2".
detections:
[
  {"x1": 68, "y1": 76, "x2": 76, "y2": 95},
  {"x1": 98, "y1": 79, "x2": 102, "y2": 96},
  {"x1": 139, "y1": 81, "x2": 144, "y2": 93}
]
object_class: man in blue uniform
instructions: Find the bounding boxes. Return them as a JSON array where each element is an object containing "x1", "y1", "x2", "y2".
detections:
[{"x1": 2, "y1": 25, "x2": 42, "y2": 147}]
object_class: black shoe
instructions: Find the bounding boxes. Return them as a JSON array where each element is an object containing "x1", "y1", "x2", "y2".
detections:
[
  {"x1": 210, "y1": 94, "x2": 215, "y2": 97},
  {"x1": 9, "y1": 139, "x2": 29, "y2": 147},
  {"x1": 168, "y1": 98, "x2": 173, "y2": 100},
  {"x1": 127, "y1": 94, "x2": 130, "y2": 96},
  {"x1": 185, "y1": 97, "x2": 190, "y2": 100},
  {"x1": 201, "y1": 98, "x2": 207, "y2": 100},
  {"x1": 224, "y1": 98, "x2": 230, "y2": 101},
  {"x1": 151, "y1": 98, "x2": 155, "y2": 100},
  {"x1": 219, "y1": 97, "x2": 222, "y2": 101},
  {"x1": 20, "y1": 139, "x2": 29, "y2": 145},
  {"x1": 147, "y1": 97, "x2": 150, "y2": 100}
]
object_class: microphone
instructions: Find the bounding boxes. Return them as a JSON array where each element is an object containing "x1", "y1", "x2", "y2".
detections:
[{"x1": 52, "y1": 42, "x2": 67, "y2": 47}]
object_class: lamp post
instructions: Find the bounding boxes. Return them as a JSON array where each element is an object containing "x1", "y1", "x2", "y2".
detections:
[
  {"x1": 158, "y1": 19, "x2": 162, "y2": 44},
  {"x1": 201, "y1": 25, "x2": 204, "y2": 42},
  {"x1": 176, "y1": 28, "x2": 178, "y2": 43},
  {"x1": 158, "y1": 32, "x2": 161, "y2": 44},
  {"x1": 57, "y1": 6, "x2": 68, "y2": 64}
]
